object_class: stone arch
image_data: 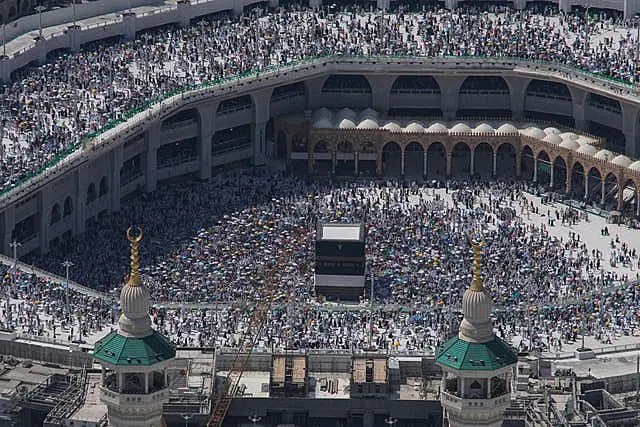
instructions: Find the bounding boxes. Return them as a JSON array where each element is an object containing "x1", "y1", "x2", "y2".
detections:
[
  {"x1": 270, "y1": 81, "x2": 307, "y2": 104},
  {"x1": 427, "y1": 142, "x2": 446, "y2": 178},
  {"x1": 525, "y1": 79, "x2": 572, "y2": 102},
  {"x1": 50, "y1": 204, "x2": 61, "y2": 225},
  {"x1": 404, "y1": 142, "x2": 425, "y2": 179},
  {"x1": 382, "y1": 141, "x2": 402, "y2": 177},
  {"x1": 520, "y1": 146, "x2": 534, "y2": 181},
  {"x1": 321, "y1": 74, "x2": 372, "y2": 94},
  {"x1": 391, "y1": 76, "x2": 441, "y2": 94},
  {"x1": 312, "y1": 140, "x2": 331, "y2": 175},
  {"x1": 99, "y1": 176, "x2": 109, "y2": 196},
  {"x1": 451, "y1": 142, "x2": 471, "y2": 177},
  {"x1": 63, "y1": 196, "x2": 73, "y2": 217},
  {"x1": 620, "y1": 178, "x2": 638, "y2": 214},
  {"x1": 473, "y1": 142, "x2": 494, "y2": 177},
  {"x1": 571, "y1": 161, "x2": 585, "y2": 199},
  {"x1": 292, "y1": 134, "x2": 306, "y2": 152},
  {"x1": 603, "y1": 172, "x2": 619, "y2": 209},
  {"x1": 86, "y1": 183, "x2": 96, "y2": 205},
  {"x1": 161, "y1": 108, "x2": 199, "y2": 129},
  {"x1": 552, "y1": 156, "x2": 567, "y2": 193},
  {"x1": 313, "y1": 140, "x2": 329, "y2": 153},
  {"x1": 536, "y1": 151, "x2": 551, "y2": 186},
  {"x1": 495, "y1": 143, "x2": 516, "y2": 177},
  {"x1": 335, "y1": 140, "x2": 355, "y2": 176},
  {"x1": 358, "y1": 141, "x2": 378, "y2": 177},
  {"x1": 586, "y1": 167, "x2": 602, "y2": 203},
  {"x1": 458, "y1": 76, "x2": 510, "y2": 118},
  {"x1": 217, "y1": 95, "x2": 253, "y2": 115}
]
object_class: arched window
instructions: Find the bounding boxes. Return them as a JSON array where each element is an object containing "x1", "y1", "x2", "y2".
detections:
[
  {"x1": 63, "y1": 197, "x2": 73, "y2": 217},
  {"x1": 50, "y1": 204, "x2": 61, "y2": 225},
  {"x1": 99, "y1": 176, "x2": 108, "y2": 196},
  {"x1": 86, "y1": 183, "x2": 96, "y2": 205}
]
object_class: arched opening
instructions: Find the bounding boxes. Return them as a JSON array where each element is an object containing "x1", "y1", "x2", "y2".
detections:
[
  {"x1": 390, "y1": 76, "x2": 442, "y2": 117},
  {"x1": 571, "y1": 162, "x2": 585, "y2": 199},
  {"x1": 86, "y1": 183, "x2": 96, "y2": 205},
  {"x1": 536, "y1": 151, "x2": 551, "y2": 187},
  {"x1": 335, "y1": 141, "x2": 355, "y2": 176},
  {"x1": 552, "y1": 156, "x2": 567, "y2": 193},
  {"x1": 312, "y1": 141, "x2": 331, "y2": 175},
  {"x1": 603, "y1": 172, "x2": 619, "y2": 210},
  {"x1": 620, "y1": 179, "x2": 638, "y2": 216},
  {"x1": 457, "y1": 76, "x2": 511, "y2": 118},
  {"x1": 63, "y1": 197, "x2": 73, "y2": 218},
  {"x1": 321, "y1": 74, "x2": 372, "y2": 94},
  {"x1": 276, "y1": 131, "x2": 287, "y2": 159},
  {"x1": 473, "y1": 143, "x2": 493, "y2": 177},
  {"x1": 99, "y1": 176, "x2": 108, "y2": 197},
  {"x1": 404, "y1": 142, "x2": 424, "y2": 179},
  {"x1": 382, "y1": 142, "x2": 402, "y2": 177},
  {"x1": 358, "y1": 142, "x2": 377, "y2": 177},
  {"x1": 161, "y1": 108, "x2": 199, "y2": 130},
  {"x1": 586, "y1": 167, "x2": 602, "y2": 204},
  {"x1": 426, "y1": 143, "x2": 446, "y2": 178},
  {"x1": 495, "y1": 143, "x2": 516, "y2": 178},
  {"x1": 217, "y1": 95, "x2": 253, "y2": 115},
  {"x1": 270, "y1": 81, "x2": 306, "y2": 104},
  {"x1": 451, "y1": 143, "x2": 471, "y2": 177},
  {"x1": 50, "y1": 204, "x2": 61, "y2": 225},
  {"x1": 520, "y1": 146, "x2": 534, "y2": 181},
  {"x1": 290, "y1": 134, "x2": 307, "y2": 175}
]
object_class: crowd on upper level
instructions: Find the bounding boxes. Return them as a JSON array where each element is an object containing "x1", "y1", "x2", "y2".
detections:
[{"x1": 1, "y1": 3, "x2": 640, "y2": 193}]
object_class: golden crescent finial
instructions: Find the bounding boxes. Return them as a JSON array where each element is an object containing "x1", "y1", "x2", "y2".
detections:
[
  {"x1": 126, "y1": 226, "x2": 142, "y2": 287},
  {"x1": 469, "y1": 233, "x2": 484, "y2": 292}
]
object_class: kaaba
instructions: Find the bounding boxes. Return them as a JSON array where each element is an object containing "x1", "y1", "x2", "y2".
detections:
[{"x1": 315, "y1": 223, "x2": 365, "y2": 301}]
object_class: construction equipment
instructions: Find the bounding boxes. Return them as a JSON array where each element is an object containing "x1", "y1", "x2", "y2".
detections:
[{"x1": 207, "y1": 229, "x2": 305, "y2": 427}]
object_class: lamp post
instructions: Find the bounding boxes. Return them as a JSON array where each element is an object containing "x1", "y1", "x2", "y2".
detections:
[
  {"x1": 248, "y1": 414, "x2": 262, "y2": 427},
  {"x1": 2, "y1": 22, "x2": 6, "y2": 59},
  {"x1": 384, "y1": 416, "x2": 398, "y2": 427},
  {"x1": 181, "y1": 413, "x2": 192, "y2": 427},
  {"x1": 7, "y1": 240, "x2": 20, "y2": 329},
  {"x1": 62, "y1": 260, "x2": 73, "y2": 315},
  {"x1": 34, "y1": 5, "x2": 47, "y2": 40}
]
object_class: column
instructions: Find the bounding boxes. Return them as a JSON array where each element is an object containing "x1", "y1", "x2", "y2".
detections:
[
  {"x1": 111, "y1": 147, "x2": 123, "y2": 212},
  {"x1": 331, "y1": 151, "x2": 337, "y2": 174},
  {"x1": 75, "y1": 165, "x2": 88, "y2": 235},
  {"x1": 308, "y1": 149, "x2": 313, "y2": 174},
  {"x1": 144, "y1": 372, "x2": 149, "y2": 394},
  {"x1": 423, "y1": 149, "x2": 428, "y2": 178},
  {"x1": 433, "y1": 76, "x2": 464, "y2": 120},
  {"x1": 533, "y1": 155, "x2": 537, "y2": 182},
  {"x1": 622, "y1": 102, "x2": 640, "y2": 157},
  {"x1": 585, "y1": 176, "x2": 589, "y2": 200},
  {"x1": 68, "y1": 25, "x2": 81, "y2": 53},
  {"x1": 550, "y1": 164, "x2": 554, "y2": 189},
  {"x1": 122, "y1": 12, "x2": 137, "y2": 41},
  {"x1": 617, "y1": 183, "x2": 624, "y2": 211},
  {"x1": 145, "y1": 125, "x2": 159, "y2": 193},
  {"x1": 176, "y1": 1, "x2": 191, "y2": 27},
  {"x1": 569, "y1": 87, "x2": 587, "y2": 131},
  {"x1": 636, "y1": 189, "x2": 640, "y2": 216},
  {"x1": 38, "y1": 189, "x2": 50, "y2": 254},
  {"x1": 459, "y1": 377, "x2": 465, "y2": 397},
  {"x1": 469, "y1": 149, "x2": 475, "y2": 176},
  {"x1": 199, "y1": 106, "x2": 215, "y2": 180},
  {"x1": 515, "y1": 149, "x2": 521, "y2": 178},
  {"x1": 487, "y1": 376, "x2": 492, "y2": 398},
  {"x1": 118, "y1": 372, "x2": 124, "y2": 393},
  {"x1": 34, "y1": 38, "x2": 47, "y2": 64},
  {"x1": 354, "y1": 152, "x2": 359, "y2": 176},
  {"x1": 493, "y1": 151, "x2": 497, "y2": 176},
  {"x1": 566, "y1": 169, "x2": 573, "y2": 195},
  {"x1": 164, "y1": 368, "x2": 168, "y2": 388},
  {"x1": 377, "y1": 150, "x2": 383, "y2": 176},
  {"x1": 252, "y1": 121, "x2": 267, "y2": 167},
  {"x1": 601, "y1": 179, "x2": 606, "y2": 205},
  {"x1": 367, "y1": 74, "x2": 395, "y2": 115},
  {"x1": 446, "y1": 151, "x2": 452, "y2": 177},
  {"x1": 2, "y1": 206, "x2": 15, "y2": 255},
  {"x1": 401, "y1": 150, "x2": 405, "y2": 176},
  {"x1": 504, "y1": 76, "x2": 528, "y2": 121},
  {"x1": 363, "y1": 412, "x2": 374, "y2": 427}
]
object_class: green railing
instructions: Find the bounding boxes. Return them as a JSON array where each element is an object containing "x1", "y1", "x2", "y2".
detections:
[{"x1": 1, "y1": 54, "x2": 638, "y2": 202}]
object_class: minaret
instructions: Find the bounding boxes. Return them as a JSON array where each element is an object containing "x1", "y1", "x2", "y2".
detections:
[
  {"x1": 94, "y1": 227, "x2": 176, "y2": 427},
  {"x1": 436, "y1": 236, "x2": 518, "y2": 427}
]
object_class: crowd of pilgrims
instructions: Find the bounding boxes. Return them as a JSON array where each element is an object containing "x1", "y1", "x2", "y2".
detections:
[
  {"x1": 2, "y1": 3, "x2": 640, "y2": 191},
  {"x1": 0, "y1": 166, "x2": 631, "y2": 353}
]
